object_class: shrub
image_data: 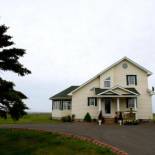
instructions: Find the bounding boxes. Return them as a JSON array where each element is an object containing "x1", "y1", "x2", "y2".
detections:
[
  {"x1": 61, "y1": 115, "x2": 72, "y2": 122},
  {"x1": 93, "y1": 118, "x2": 97, "y2": 122},
  {"x1": 84, "y1": 112, "x2": 92, "y2": 122},
  {"x1": 49, "y1": 114, "x2": 52, "y2": 120},
  {"x1": 71, "y1": 114, "x2": 75, "y2": 122}
]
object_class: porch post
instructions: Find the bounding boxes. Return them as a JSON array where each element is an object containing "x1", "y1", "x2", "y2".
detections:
[
  {"x1": 134, "y1": 98, "x2": 137, "y2": 111},
  {"x1": 117, "y1": 97, "x2": 120, "y2": 112},
  {"x1": 98, "y1": 98, "x2": 101, "y2": 112}
]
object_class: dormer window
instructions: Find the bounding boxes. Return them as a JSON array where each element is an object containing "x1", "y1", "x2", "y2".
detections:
[{"x1": 104, "y1": 77, "x2": 111, "y2": 88}]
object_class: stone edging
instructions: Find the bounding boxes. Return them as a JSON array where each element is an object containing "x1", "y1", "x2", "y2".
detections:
[{"x1": 9, "y1": 128, "x2": 128, "y2": 155}]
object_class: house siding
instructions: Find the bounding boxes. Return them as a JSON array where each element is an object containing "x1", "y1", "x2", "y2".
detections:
[
  {"x1": 52, "y1": 109, "x2": 71, "y2": 119},
  {"x1": 72, "y1": 60, "x2": 152, "y2": 120},
  {"x1": 51, "y1": 58, "x2": 153, "y2": 120},
  {"x1": 72, "y1": 77, "x2": 100, "y2": 119}
]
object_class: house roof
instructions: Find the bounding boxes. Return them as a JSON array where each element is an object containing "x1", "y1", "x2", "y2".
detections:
[
  {"x1": 50, "y1": 86, "x2": 79, "y2": 100},
  {"x1": 69, "y1": 57, "x2": 152, "y2": 95}
]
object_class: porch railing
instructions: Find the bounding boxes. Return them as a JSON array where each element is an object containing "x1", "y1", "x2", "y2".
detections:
[{"x1": 115, "y1": 110, "x2": 136, "y2": 122}]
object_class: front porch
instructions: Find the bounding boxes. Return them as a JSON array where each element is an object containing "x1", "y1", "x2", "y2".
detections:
[
  {"x1": 94, "y1": 86, "x2": 139, "y2": 123},
  {"x1": 98, "y1": 97, "x2": 137, "y2": 123}
]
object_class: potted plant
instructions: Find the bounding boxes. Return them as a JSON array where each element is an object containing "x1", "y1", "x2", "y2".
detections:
[
  {"x1": 98, "y1": 111, "x2": 103, "y2": 125},
  {"x1": 114, "y1": 112, "x2": 118, "y2": 123},
  {"x1": 118, "y1": 112, "x2": 123, "y2": 126}
]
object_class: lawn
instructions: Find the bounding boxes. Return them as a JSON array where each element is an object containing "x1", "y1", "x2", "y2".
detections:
[
  {"x1": 0, "y1": 129, "x2": 115, "y2": 155},
  {"x1": 0, "y1": 113, "x2": 60, "y2": 124}
]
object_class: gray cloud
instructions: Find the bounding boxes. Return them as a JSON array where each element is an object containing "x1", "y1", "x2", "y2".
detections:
[{"x1": 0, "y1": 0, "x2": 155, "y2": 112}]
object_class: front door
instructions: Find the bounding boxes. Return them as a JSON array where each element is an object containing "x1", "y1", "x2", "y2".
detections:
[{"x1": 104, "y1": 98, "x2": 111, "y2": 115}]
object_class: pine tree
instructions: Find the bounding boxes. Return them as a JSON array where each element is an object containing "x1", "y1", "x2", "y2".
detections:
[{"x1": 0, "y1": 24, "x2": 31, "y2": 120}]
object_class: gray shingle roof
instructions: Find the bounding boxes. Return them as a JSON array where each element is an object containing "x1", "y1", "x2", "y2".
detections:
[
  {"x1": 50, "y1": 86, "x2": 79, "y2": 100},
  {"x1": 95, "y1": 88, "x2": 108, "y2": 95},
  {"x1": 125, "y1": 88, "x2": 140, "y2": 95},
  {"x1": 95, "y1": 87, "x2": 140, "y2": 95}
]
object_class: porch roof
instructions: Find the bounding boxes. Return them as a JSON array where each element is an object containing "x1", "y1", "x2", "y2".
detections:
[
  {"x1": 93, "y1": 95, "x2": 138, "y2": 98},
  {"x1": 95, "y1": 87, "x2": 140, "y2": 96}
]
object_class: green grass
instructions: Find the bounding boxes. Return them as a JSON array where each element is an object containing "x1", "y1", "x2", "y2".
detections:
[
  {"x1": 0, "y1": 113, "x2": 60, "y2": 124},
  {"x1": 0, "y1": 129, "x2": 115, "y2": 155}
]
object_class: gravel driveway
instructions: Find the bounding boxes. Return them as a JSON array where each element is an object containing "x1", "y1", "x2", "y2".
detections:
[{"x1": 1, "y1": 122, "x2": 155, "y2": 155}]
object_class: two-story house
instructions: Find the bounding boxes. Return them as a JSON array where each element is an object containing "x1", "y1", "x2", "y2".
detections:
[{"x1": 50, "y1": 57, "x2": 154, "y2": 121}]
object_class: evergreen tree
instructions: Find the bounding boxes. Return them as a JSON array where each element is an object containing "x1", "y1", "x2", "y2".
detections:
[{"x1": 0, "y1": 24, "x2": 31, "y2": 120}]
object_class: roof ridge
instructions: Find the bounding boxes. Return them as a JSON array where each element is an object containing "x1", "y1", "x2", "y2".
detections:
[{"x1": 70, "y1": 57, "x2": 152, "y2": 94}]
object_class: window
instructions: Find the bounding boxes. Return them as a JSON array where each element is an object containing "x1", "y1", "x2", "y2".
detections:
[
  {"x1": 63, "y1": 101, "x2": 71, "y2": 110},
  {"x1": 52, "y1": 100, "x2": 71, "y2": 110},
  {"x1": 59, "y1": 101, "x2": 63, "y2": 110},
  {"x1": 104, "y1": 77, "x2": 111, "y2": 88},
  {"x1": 88, "y1": 97, "x2": 97, "y2": 106},
  {"x1": 127, "y1": 75, "x2": 137, "y2": 85},
  {"x1": 52, "y1": 101, "x2": 60, "y2": 110},
  {"x1": 63, "y1": 101, "x2": 68, "y2": 110},
  {"x1": 126, "y1": 98, "x2": 135, "y2": 108},
  {"x1": 68, "y1": 102, "x2": 71, "y2": 110}
]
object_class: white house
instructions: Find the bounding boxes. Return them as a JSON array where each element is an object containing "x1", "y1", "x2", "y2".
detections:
[{"x1": 50, "y1": 57, "x2": 154, "y2": 122}]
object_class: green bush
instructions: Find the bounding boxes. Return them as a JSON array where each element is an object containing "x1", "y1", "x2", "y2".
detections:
[
  {"x1": 61, "y1": 115, "x2": 72, "y2": 122},
  {"x1": 93, "y1": 118, "x2": 97, "y2": 122},
  {"x1": 49, "y1": 114, "x2": 52, "y2": 120},
  {"x1": 71, "y1": 114, "x2": 75, "y2": 122},
  {"x1": 84, "y1": 112, "x2": 92, "y2": 122}
]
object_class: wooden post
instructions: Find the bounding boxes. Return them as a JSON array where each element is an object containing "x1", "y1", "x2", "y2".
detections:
[
  {"x1": 117, "y1": 97, "x2": 120, "y2": 112},
  {"x1": 134, "y1": 98, "x2": 137, "y2": 111},
  {"x1": 98, "y1": 98, "x2": 101, "y2": 112}
]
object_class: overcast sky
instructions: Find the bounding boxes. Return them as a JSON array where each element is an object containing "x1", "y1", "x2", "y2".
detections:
[{"x1": 0, "y1": 0, "x2": 155, "y2": 112}]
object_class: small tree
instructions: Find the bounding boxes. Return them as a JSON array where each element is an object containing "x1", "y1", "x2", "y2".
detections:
[{"x1": 84, "y1": 112, "x2": 92, "y2": 122}]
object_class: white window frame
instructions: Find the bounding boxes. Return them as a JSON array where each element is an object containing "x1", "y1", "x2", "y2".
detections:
[
  {"x1": 63, "y1": 101, "x2": 68, "y2": 110},
  {"x1": 53, "y1": 101, "x2": 60, "y2": 110},
  {"x1": 63, "y1": 101, "x2": 71, "y2": 110},
  {"x1": 104, "y1": 77, "x2": 111, "y2": 88},
  {"x1": 68, "y1": 102, "x2": 71, "y2": 110},
  {"x1": 88, "y1": 97, "x2": 97, "y2": 106},
  {"x1": 127, "y1": 75, "x2": 137, "y2": 85},
  {"x1": 128, "y1": 98, "x2": 135, "y2": 108},
  {"x1": 90, "y1": 98, "x2": 96, "y2": 106},
  {"x1": 53, "y1": 100, "x2": 71, "y2": 110}
]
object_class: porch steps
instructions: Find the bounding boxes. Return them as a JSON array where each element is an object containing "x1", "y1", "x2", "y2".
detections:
[{"x1": 104, "y1": 118, "x2": 115, "y2": 124}]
